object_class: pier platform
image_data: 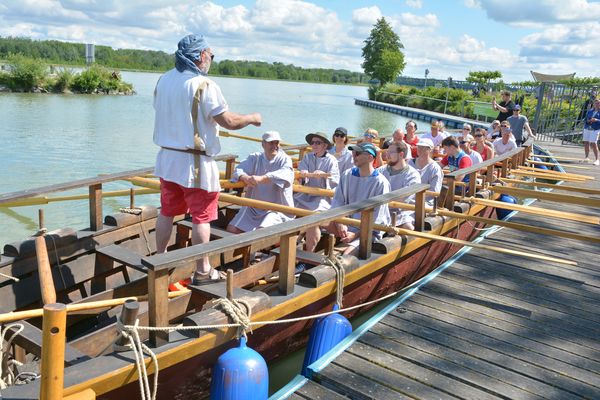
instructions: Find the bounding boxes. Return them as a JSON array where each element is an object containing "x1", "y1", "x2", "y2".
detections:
[{"x1": 275, "y1": 141, "x2": 600, "y2": 399}]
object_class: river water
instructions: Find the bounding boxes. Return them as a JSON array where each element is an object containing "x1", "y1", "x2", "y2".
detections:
[{"x1": 0, "y1": 71, "x2": 411, "y2": 246}]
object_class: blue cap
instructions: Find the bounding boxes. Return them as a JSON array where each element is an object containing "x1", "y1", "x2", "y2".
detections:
[
  {"x1": 348, "y1": 142, "x2": 378, "y2": 158},
  {"x1": 513, "y1": 104, "x2": 521, "y2": 110}
]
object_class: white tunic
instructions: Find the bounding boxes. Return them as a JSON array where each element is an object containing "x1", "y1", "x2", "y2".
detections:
[
  {"x1": 331, "y1": 168, "x2": 391, "y2": 243},
  {"x1": 378, "y1": 165, "x2": 421, "y2": 226},
  {"x1": 294, "y1": 152, "x2": 340, "y2": 212},
  {"x1": 493, "y1": 138, "x2": 517, "y2": 155},
  {"x1": 409, "y1": 159, "x2": 443, "y2": 204},
  {"x1": 153, "y1": 69, "x2": 228, "y2": 191},
  {"x1": 229, "y1": 150, "x2": 295, "y2": 232},
  {"x1": 421, "y1": 131, "x2": 448, "y2": 147},
  {"x1": 329, "y1": 147, "x2": 354, "y2": 174}
]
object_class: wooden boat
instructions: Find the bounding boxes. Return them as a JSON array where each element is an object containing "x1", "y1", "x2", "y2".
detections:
[{"x1": 0, "y1": 139, "x2": 584, "y2": 400}]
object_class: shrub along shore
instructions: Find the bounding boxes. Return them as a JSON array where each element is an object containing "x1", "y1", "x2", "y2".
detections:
[{"x1": 0, "y1": 54, "x2": 133, "y2": 94}]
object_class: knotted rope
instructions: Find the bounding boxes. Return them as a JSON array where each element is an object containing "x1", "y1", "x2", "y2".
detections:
[
  {"x1": 213, "y1": 298, "x2": 253, "y2": 339},
  {"x1": 323, "y1": 255, "x2": 346, "y2": 308},
  {"x1": 0, "y1": 323, "x2": 24, "y2": 389},
  {"x1": 119, "y1": 207, "x2": 152, "y2": 254}
]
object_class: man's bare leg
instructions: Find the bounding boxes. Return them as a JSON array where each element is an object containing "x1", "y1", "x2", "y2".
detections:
[
  {"x1": 304, "y1": 226, "x2": 321, "y2": 252},
  {"x1": 156, "y1": 213, "x2": 174, "y2": 253},
  {"x1": 191, "y1": 222, "x2": 212, "y2": 275}
]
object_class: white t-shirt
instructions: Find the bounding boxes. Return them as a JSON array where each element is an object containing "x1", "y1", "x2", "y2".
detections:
[
  {"x1": 467, "y1": 150, "x2": 483, "y2": 166},
  {"x1": 421, "y1": 131, "x2": 448, "y2": 147},
  {"x1": 493, "y1": 138, "x2": 517, "y2": 155},
  {"x1": 153, "y1": 69, "x2": 228, "y2": 191}
]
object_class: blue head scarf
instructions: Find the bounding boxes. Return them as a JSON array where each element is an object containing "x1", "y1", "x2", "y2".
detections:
[{"x1": 175, "y1": 34, "x2": 210, "y2": 75}]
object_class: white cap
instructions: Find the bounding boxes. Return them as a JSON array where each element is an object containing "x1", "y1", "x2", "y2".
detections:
[
  {"x1": 262, "y1": 131, "x2": 281, "y2": 142},
  {"x1": 416, "y1": 138, "x2": 434, "y2": 149}
]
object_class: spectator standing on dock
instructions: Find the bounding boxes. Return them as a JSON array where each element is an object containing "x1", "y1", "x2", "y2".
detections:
[
  {"x1": 295, "y1": 132, "x2": 340, "y2": 252},
  {"x1": 329, "y1": 127, "x2": 354, "y2": 174},
  {"x1": 153, "y1": 34, "x2": 261, "y2": 284},
  {"x1": 227, "y1": 131, "x2": 295, "y2": 233},
  {"x1": 328, "y1": 142, "x2": 391, "y2": 255},
  {"x1": 583, "y1": 98, "x2": 600, "y2": 165},
  {"x1": 507, "y1": 105, "x2": 535, "y2": 146},
  {"x1": 473, "y1": 128, "x2": 494, "y2": 161},
  {"x1": 379, "y1": 141, "x2": 421, "y2": 230},
  {"x1": 421, "y1": 121, "x2": 448, "y2": 154},
  {"x1": 404, "y1": 120, "x2": 420, "y2": 158},
  {"x1": 492, "y1": 90, "x2": 515, "y2": 122},
  {"x1": 493, "y1": 122, "x2": 517, "y2": 155}
]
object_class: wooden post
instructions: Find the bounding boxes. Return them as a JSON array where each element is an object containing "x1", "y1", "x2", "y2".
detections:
[
  {"x1": 500, "y1": 159, "x2": 509, "y2": 178},
  {"x1": 226, "y1": 269, "x2": 234, "y2": 300},
  {"x1": 89, "y1": 183, "x2": 103, "y2": 231},
  {"x1": 114, "y1": 300, "x2": 139, "y2": 350},
  {"x1": 414, "y1": 190, "x2": 425, "y2": 232},
  {"x1": 390, "y1": 211, "x2": 397, "y2": 231},
  {"x1": 468, "y1": 172, "x2": 478, "y2": 196},
  {"x1": 445, "y1": 177, "x2": 456, "y2": 209},
  {"x1": 148, "y1": 269, "x2": 170, "y2": 347},
  {"x1": 358, "y1": 208, "x2": 374, "y2": 260},
  {"x1": 225, "y1": 158, "x2": 236, "y2": 181},
  {"x1": 40, "y1": 303, "x2": 67, "y2": 400},
  {"x1": 129, "y1": 188, "x2": 135, "y2": 209},
  {"x1": 35, "y1": 236, "x2": 56, "y2": 305},
  {"x1": 325, "y1": 233, "x2": 335, "y2": 259},
  {"x1": 278, "y1": 232, "x2": 298, "y2": 295},
  {"x1": 486, "y1": 164, "x2": 495, "y2": 185},
  {"x1": 38, "y1": 208, "x2": 45, "y2": 231}
]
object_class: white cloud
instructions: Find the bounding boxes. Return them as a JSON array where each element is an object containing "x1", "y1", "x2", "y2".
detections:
[
  {"x1": 352, "y1": 6, "x2": 382, "y2": 26},
  {"x1": 475, "y1": 0, "x2": 600, "y2": 24},
  {"x1": 463, "y1": 0, "x2": 481, "y2": 9},
  {"x1": 405, "y1": 0, "x2": 423, "y2": 9},
  {"x1": 519, "y1": 22, "x2": 600, "y2": 59}
]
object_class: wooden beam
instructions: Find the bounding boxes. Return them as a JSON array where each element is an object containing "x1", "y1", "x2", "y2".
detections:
[
  {"x1": 278, "y1": 232, "x2": 298, "y2": 295},
  {"x1": 490, "y1": 185, "x2": 600, "y2": 208},
  {"x1": 414, "y1": 190, "x2": 425, "y2": 232},
  {"x1": 527, "y1": 159, "x2": 590, "y2": 170},
  {"x1": 147, "y1": 268, "x2": 170, "y2": 347},
  {"x1": 445, "y1": 177, "x2": 456, "y2": 209},
  {"x1": 532, "y1": 153, "x2": 583, "y2": 162},
  {"x1": 510, "y1": 170, "x2": 588, "y2": 182},
  {"x1": 35, "y1": 236, "x2": 57, "y2": 305},
  {"x1": 89, "y1": 183, "x2": 103, "y2": 231},
  {"x1": 40, "y1": 303, "x2": 67, "y2": 400},
  {"x1": 358, "y1": 209, "x2": 374, "y2": 260},
  {"x1": 63, "y1": 389, "x2": 96, "y2": 400},
  {"x1": 517, "y1": 165, "x2": 594, "y2": 180}
]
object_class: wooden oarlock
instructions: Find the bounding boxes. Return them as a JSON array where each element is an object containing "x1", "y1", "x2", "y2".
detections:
[
  {"x1": 226, "y1": 269, "x2": 234, "y2": 301},
  {"x1": 40, "y1": 303, "x2": 67, "y2": 400},
  {"x1": 114, "y1": 299, "x2": 139, "y2": 350}
]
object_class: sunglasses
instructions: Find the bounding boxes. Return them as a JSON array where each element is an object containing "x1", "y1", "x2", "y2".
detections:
[
  {"x1": 459, "y1": 141, "x2": 468, "y2": 144},
  {"x1": 363, "y1": 133, "x2": 376, "y2": 139},
  {"x1": 474, "y1": 134, "x2": 483, "y2": 138},
  {"x1": 311, "y1": 141, "x2": 324, "y2": 145},
  {"x1": 462, "y1": 128, "x2": 471, "y2": 131},
  {"x1": 333, "y1": 133, "x2": 346, "y2": 137}
]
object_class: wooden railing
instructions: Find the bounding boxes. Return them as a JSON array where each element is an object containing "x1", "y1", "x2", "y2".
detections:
[{"x1": 140, "y1": 183, "x2": 430, "y2": 346}]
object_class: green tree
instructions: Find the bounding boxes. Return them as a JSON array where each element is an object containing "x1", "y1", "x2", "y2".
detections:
[
  {"x1": 465, "y1": 70, "x2": 502, "y2": 91},
  {"x1": 6, "y1": 53, "x2": 47, "y2": 90},
  {"x1": 361, "y1": 17, "x2": 405, "y2": 85}
]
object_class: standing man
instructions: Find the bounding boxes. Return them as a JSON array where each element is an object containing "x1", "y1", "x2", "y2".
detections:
[
  {"x1": 583, "y1": 98, "x2": 600, "y2": 165},
  {"x1": 507, "y1": 105, "x2": 535, "y2": 146},
  {"x1": 492, "y1": 90, "x2": 515, "y2": 122},
  {"x1": 153, "y1": 34, "x2": 262, "y2": 285}
]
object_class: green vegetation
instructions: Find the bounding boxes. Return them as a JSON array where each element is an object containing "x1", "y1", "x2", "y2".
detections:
[
  {"x1": 0, "y1": 36, "x2": 368, "y2": 85},
  {"x1": 0, "y1": 54, "x2": 133, "y2": 94},
  {"x1": 361, "y1": 17, "x2": 405, "y2": 86},
  {"x1": 466, "y1": 70, "x2": 502, "y2": 90}
]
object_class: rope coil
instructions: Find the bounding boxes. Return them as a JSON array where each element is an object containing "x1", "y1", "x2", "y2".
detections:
[
  {"x1": 213, "y1": 298, "x2": 253, "y2": 339},
  {"x1": 0, "y1": 323, "x2": 25, "y2": 389}
]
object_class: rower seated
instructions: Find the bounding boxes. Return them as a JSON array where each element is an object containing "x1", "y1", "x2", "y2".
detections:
[
  {"x1": 379, "y1": 141, "x2": 421, "y2": 230},
  {"x1": 294, "y1": 132, "x2": 340, "y2": 252},
  {"x1": 439, "y1": 136, "x2": 473, "y2": 184},
  {"x1": 227, "y1": 131, "x2": 295, "y2": 233},
  {"x1": 326, "y1": 142, "x2": 391, "y2": 256}
]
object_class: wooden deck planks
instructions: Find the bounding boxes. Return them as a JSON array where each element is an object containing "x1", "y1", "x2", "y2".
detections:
[{"x1": 288, "y1": 141, "x2": 600, "y2": 399}]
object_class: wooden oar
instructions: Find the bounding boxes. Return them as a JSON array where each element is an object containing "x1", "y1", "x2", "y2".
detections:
[
  {"x1": 0, "y1": 188, "x2": 159, "y2": 208},
  {"x1": 500, "y1": 178, "x2": 600, "y2": 195},
  {"x1": 0, "y1": 290, "x2": 190, "y2": 324},
  {"x1": 218, "y1": 130, "x2": 294, "y2": 147},
  {"x1": 516, "y1": 166, "x2": 594, "y2": 180},
  {"x1": 216, "y1": 193, "x2": 577, "y2": 266},
  {"x1": 295, "y1": 171, "x2": 332, "y2": 179},
  {"x1": 510, "y1": 170, "x2": 587, "y2": 183},
  {"x1": 387, "y1": 201, "x2": 600, "y2": 244},
  {"x1": 490, "y1": 185, "x2": 600, "y2": 208},
  {"x1": 527, "y1": 159, "x2": 590, "y2": 170},
  {"x1": 468, "y1": 197, "x2": 600, "y2": 225},
  {"x1": 35, "y1": 235, "x2": 57, "y2": 305},
  {"x1": 532, "y1": 154, "x2": 584, "y2": 162}
]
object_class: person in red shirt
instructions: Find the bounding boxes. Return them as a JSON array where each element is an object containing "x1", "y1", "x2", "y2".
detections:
[
  {"x1": 404, "y1": 120, "x2": 420, "y2": 158},
  {"x1": 472, "y1": 128, "x2": 494, "y2": 161},
  {"x1": 439, "y1": 136, "x2": 473, "y2": 184}
]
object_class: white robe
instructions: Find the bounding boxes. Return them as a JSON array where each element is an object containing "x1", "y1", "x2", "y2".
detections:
[
  {"x1": 229, "y1": 150, "x2": 295, "y2": 232},
  {"x1": 294, "y1": 152, "x2": 340, "y2": 212},
  {"x1": 328, "y1": 146, "x2": 354, "y2": 174},
  {"x1": 331, "y1": 168, "x2": 391, "y2": 245},
  {"x1": 378, "y1": 165, "x2": 421, "y2": 226},
  {"x1": 409, "y1": 159, "x2": 443, "y2": 204}
]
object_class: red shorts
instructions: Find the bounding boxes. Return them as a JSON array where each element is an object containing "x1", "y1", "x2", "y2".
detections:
[{"x1": 159, "y1": 178, "x2": 219, "y2": 224}]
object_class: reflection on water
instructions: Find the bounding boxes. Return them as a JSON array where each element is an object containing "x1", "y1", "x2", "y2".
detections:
[{"x1": 0, "y1": 72, "x2": 410, "y2": 245}]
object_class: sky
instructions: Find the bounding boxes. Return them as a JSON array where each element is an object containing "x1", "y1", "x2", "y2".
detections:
[{"x1": 1, "y1": 0, "x2": 599, "y2": 82}]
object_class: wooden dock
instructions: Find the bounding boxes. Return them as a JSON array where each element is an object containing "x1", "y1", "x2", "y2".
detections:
[{"x1": 277, "y1": 141, "x2": 600, "y2": 399}]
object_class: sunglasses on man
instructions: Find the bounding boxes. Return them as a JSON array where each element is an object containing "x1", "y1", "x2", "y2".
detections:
[{"x1": 363, "y1": 133, "x2": 376, "y2": 139}]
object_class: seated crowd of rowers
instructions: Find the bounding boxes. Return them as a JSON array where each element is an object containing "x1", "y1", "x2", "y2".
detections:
[{"x1": 225, "y1": 120, "x2": 522, "y2": 269}]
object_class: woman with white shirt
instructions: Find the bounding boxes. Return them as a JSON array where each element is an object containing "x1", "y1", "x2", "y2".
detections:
[{"x1": 408, "y1": 138, "x2": 443, "y2": 203}]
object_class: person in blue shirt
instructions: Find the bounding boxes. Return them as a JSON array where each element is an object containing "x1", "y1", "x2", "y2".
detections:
[{"x1": 583, "y1": 98, "x2": 600, "y2": 165}]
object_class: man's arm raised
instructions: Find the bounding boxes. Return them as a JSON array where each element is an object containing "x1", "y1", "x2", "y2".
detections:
[{"x1": 214, "y1": 111, "x2": 262, "y2": 130}]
